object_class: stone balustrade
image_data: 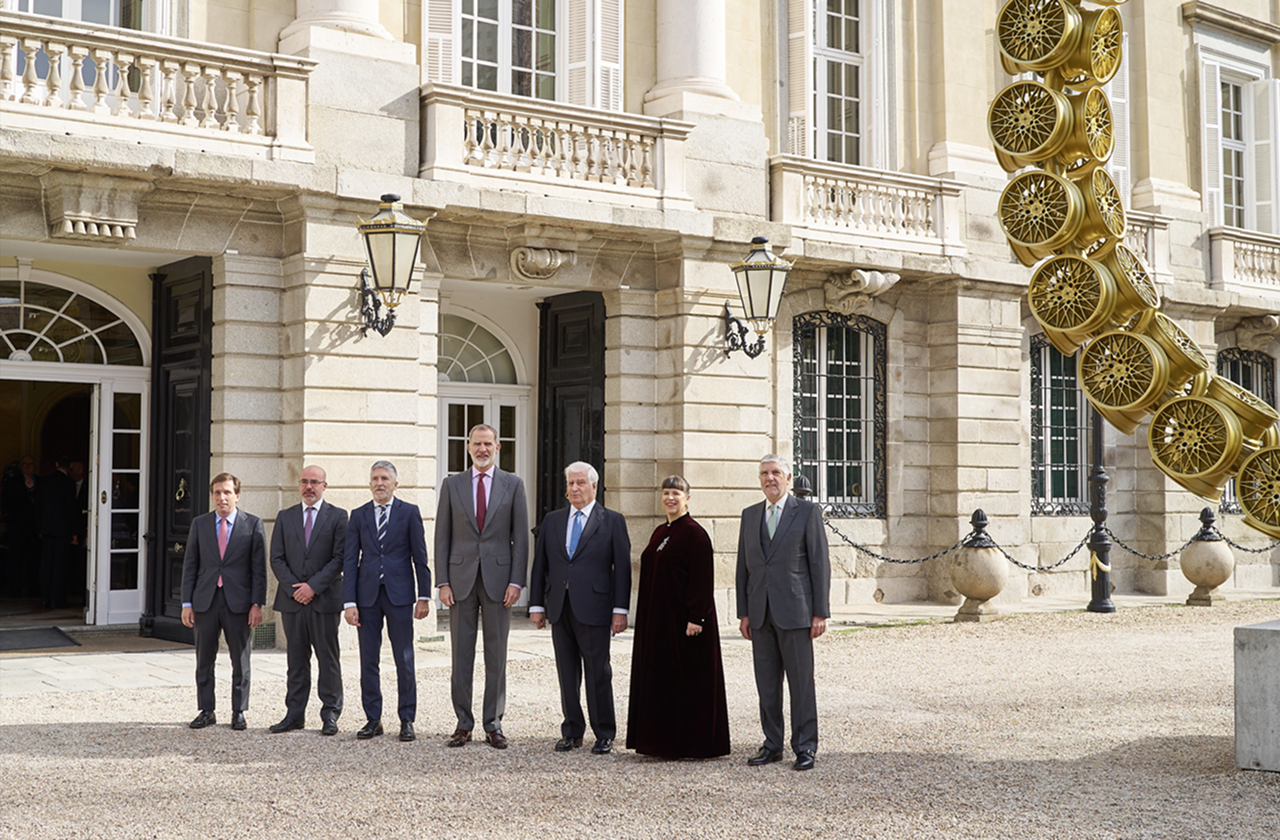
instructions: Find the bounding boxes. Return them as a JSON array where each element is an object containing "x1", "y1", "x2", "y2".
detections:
[
  {"x1": 769, "y1": 155, "x2": 966, "y2": 257},
  {"x1": 1209, "y1": 227, "x2": 1280, "y2": 296},
  {"x1": 420, "y1": 83, "x2": 694, "y2": 211},
  {"x1": 1124, "y1": 209, "x2": 1173, "y2": 285},
  {"x1": 0, "y1": 10, "x2": 314, "y2": 162}
]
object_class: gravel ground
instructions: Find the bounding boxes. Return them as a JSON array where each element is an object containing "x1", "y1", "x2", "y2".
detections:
[{"x1": 4, "y1": 601, "x2": 1280, "y2": 839}]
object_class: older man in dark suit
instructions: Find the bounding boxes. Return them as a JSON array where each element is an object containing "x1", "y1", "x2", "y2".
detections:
[
  {"x1": 182, "y1": 472, "x2": 267, "y2": 731},
  {"x1": 529, "y1": 461, "x2": 630, "y2": 755},
  {"x1": 436, "y1": 424, "x2": 529, "y2": 749},
  {"x1": 344, "y1": 460, "x2": 431, "y2": 743},
  {"x1": 269, "y1": 465, "x2": 348, "y2": 736},
  {"x1": 36, "y1": 455, "x2": 78, "y2": 610},
  {"x1": 736, "y1": 454, "x2": 830, "y2": 771}
]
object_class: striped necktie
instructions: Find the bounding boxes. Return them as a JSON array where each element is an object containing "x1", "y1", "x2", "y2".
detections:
[
  {"x1": 767, "y1": 504, "x2": 779, "y2": 539},
  {"x1": 377, "y1": 504, "x2": 388, "y2": 549}
]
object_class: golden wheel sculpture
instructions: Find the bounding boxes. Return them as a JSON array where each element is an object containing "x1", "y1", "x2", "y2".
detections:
[
  {"x1": 998, "y1": 0, "x2": 1082, "y2": 75},
  {"x1": 999, "y1": 171, "x2": 1085, "y2": 266},
  {"x1": 1148, "y1": 397, "x2": 1243, "y2": 502},
  {"x1": 1074, "y1": 168, "x2": 1126, "y2": 256},
  {"x1": 1236, "y1": 447, "x2": 1280, "y2": 539},
  {"x1": 1102, "y1": 244, "x2": 1160, "y2": 322},
  {"x1": 1143, "y1": 312, "x2": 1211, "y2": 389},
  {"x1": 1206, "y1": 374, "x2": 1280, "y2": 443},
  {"x1": 1079, "y1": 331, "x2": 1169, "y2": 411},
  {"x1": 1058, "y1": 87, "x2": 1114, "y2": 176},
  {"x1": 1027, "y1": 256, "x2": 1117, "y2": 354},
  {"x1": 990, "y1": 82, "x2": 1072, "y2": 171},
  {"x1": 1058, "y1": 8, "x2": 1123, "y2": 88}
]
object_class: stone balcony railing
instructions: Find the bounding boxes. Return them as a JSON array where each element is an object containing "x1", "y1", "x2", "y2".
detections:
[
  {"x1": 0, "y1": 11, "x2": 314, "y2": 162},
  {"x1": 1209, "y1": 227, "x2": 1280, "y2": 296},
  {"x1": 420, "y1": 83, "x2": 695, "y2": 212},
  {"x1": 1124, "y1": 209, "x2": 1173, "y2": 285},
  {"x1": 769, "y1": 155, "x2": 966, "y2": 257}
]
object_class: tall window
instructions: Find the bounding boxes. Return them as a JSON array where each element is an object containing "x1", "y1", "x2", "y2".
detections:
[
  {"x1": 15, "y1": 0, "x2": 143, "y2": 28},
  {"x1": 793, "y1": 311, "x2": 886, "y2": 518},
  {"x1": 460, "y1": 0, "x2": 557, "y2": 100},
  {"x1": 1031, "y1": 335, "x2": 1090, "y2": 516},
  {"x1": 1221, "y1": 77, "x2": 1248, "y2": 228},
  {"x1": 813, "y1": 0, "x2": 864, "y2": 165},
  {"x1": 1217, "y1": 347, "x2": 1276, "y2": 514}
]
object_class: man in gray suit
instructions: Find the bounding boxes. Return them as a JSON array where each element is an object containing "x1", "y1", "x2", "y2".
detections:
[
  {"x1": 736, "y1": 454, "x2": 830, "y2": 771},
  {"x1": 435, "y1": 424, "x2": 529, "y2": 749},
  {"x1": 269, "y1": 465, "x2": 348, "y2": 736}
]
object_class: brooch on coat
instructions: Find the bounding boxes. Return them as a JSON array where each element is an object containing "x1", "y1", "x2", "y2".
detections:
[{"x1": 656, "y1": 536, "x2": 670, "y2": 552}]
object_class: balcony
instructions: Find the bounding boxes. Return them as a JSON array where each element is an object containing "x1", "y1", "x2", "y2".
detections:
[
  {"x1": 769, "y1": 155, "x2": 966, "y2": 258},
  {"x1": 0, "y1": 10, "x2": 314, "y2": 162},
  {"x1": 1124, "y1": 209, "x2": 1173, "y2": 285},
  {"x1": 420, "y1": 83, "x2": 695, "y2": 213},
  {"x1": 1209, "y1": 227, "x2": 1280, "y2": 296}
]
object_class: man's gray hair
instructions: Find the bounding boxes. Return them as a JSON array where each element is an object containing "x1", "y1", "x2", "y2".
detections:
[
  {"x1": 760, "y1": 453, "x2": 792, "y2": 473},
  {"x1": 371, "y1": 460, "x2": 398, "y2": 480},
  {"x1": 468, "y1": 423, "x2": 498, "y2": 442},
  {"x1": 564, "y1": 461, "x2": 599, "y2": 485}
]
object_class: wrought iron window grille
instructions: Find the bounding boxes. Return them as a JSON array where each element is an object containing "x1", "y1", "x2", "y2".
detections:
[
  {"x1": 1217, "y1": 347, "x2": 1276, "y2": 515},
  {"x1": 1030, "y1": 334, "x2": 1091, "y2": 516}
]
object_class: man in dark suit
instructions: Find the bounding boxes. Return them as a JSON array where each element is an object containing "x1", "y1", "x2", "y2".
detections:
[
  {"x1": 529, "y1": 461, "x2": 630, "y2": 755},
  {"x1": 269, "y1": 465, "x2": 348, "y2": 736},
  {"x1": 435, "y1": 424, "x2": 529, "y2": 749},
  {"x1": 182, "y1": 472, "x2": 267, "y2": 731},
  {"x1": 343, "y1": 460, "x2": 432, "y2": 742},
  {"x1": 69, "y1": 460, "x2": 88, "y2": 606},
  {"x1": 36, "y1": 455, "x2": 77, "y2": 609},
  {"x1": 737, "y1": 454, "x2": 831, "y2": 771}
]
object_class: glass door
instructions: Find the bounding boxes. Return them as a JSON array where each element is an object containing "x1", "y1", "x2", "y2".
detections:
[{"x1": 92, "y1": 378, "x2": 148, "y2": 625}]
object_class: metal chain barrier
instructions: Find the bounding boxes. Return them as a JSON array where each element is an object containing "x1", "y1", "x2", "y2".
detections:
[
  {"x1": 994, "y1": 531, "x2": 1089, "y2": 573},
  {"x1": 823, "y1": 517, "x2": 967, "y2": 565},
  {"x1": 1102, "y1": 527, "x2": 1197, "y2": 563},
  {"x1": 1216, "y1": 532, "x2": 1280, "y2": 554}
]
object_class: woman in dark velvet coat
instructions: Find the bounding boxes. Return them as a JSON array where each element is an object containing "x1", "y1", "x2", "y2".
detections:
[{"x1": 625, "y1": 476, "x2": 730, "y2": 758}]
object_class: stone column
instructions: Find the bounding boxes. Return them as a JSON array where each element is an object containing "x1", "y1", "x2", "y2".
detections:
[
  {"x1": 644, "y1": 0, "x2": 739, "y2": 105},
  {"x1": 278, "y1": 0, "x2": 394, "y2": 43}
]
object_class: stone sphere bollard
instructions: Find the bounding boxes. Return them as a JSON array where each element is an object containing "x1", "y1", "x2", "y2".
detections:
[
  {"x1": 1180, "y1": 507, "x2": 1234, "y2": 606},
  {"x1": 951, "y1": 510, "x2": 1009, "y2": 623}
]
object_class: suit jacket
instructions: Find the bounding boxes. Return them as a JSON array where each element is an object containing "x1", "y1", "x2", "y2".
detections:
[
  {"x1": 342, "y1": 497, "x2": 431, "y2": 608},
  {"x1": 736, "y1": 495, "x2": 831, "y2": 631},
  {"x1": 270, "y1": 501, "x2": 349, "y2": 613},
  {"x1": 74, "y1": 479, "x2": 89, "y2": 541},
  {"x1": 182, "y1": 509, "x2": 268, "y2": 614},
  {"x1": 434, "y1": 467, "x2": 530, "y2": 603},
  {"x1": 529, "y1": 503, "x2": 631, "y2": 626},
  {"x1": 36, "y1": 470, "x2": 76, "y2": 538}
]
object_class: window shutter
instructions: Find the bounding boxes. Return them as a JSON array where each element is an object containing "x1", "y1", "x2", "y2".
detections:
[
  {"x1": 1199, "y1": 47, "x2": 1224, "y2": 227},
  {"x1": 567, "y1": 0, "x2": 589, "y2": 106},
  {"x1": 1250, "y1": 78, "x2": 1280, "y2": 235},
  {"x1": 1105, "y1": 34, "x2": 1130, "y2": 208},
  {"x1": 788, "y1": 0, "x2": 812, "y2": 156},
  {"x1": 598, "y1": 0, "x2": 622, "y2": 111},
  {"x1": 425, "y1": 0, "x2": 457, "y2": 84}
]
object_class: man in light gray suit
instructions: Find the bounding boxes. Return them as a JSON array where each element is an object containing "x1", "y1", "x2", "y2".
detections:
[
  {"x1": 736, "y1": 454, "x2": 830, "y2": 771},
  {"x1": 435, "y1": 424, "x2": 529, "y2": 749},
  {"x1": 269, "y1": 465, "x2": 348, "y2": 736}
]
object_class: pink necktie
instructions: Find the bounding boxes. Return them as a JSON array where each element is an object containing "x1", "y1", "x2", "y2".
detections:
[
  {"x1": 476, "y1": 473, "x2": 487, "y2": 533},
  {"x1": 217, "y1": 517, "x2": 227, "y2": 587},
  {"x1": 304, "y1": 506, "x2": 314, "y2": 547}
]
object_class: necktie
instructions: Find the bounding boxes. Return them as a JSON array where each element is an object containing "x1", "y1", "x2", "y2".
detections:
[
  {"x1": 476, "y1": 472, "x2": 487, "y2": 534},
  {"x1": 304, "y1": 506, "x2": 314, "y2": 548},
  {"x1": 377, "y1": 504, "x2": 388, "y2": 549},
  {"x1": 217, "y1": 517, "x2": 227, "y2": 587},
  {"x1": 568, "y1": 510, "x2": 584, "y2": 555},
  {"x1": 767, "y1": 504, "x2": 778, "y2": 539}
]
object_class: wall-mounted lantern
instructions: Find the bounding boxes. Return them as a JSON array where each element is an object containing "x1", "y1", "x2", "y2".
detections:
[
  {"x1": 356, "y1": 194, "x2": 426, "y2": 337},
  {"x1": 726, "y1": 236, "x2": 792, "y2": 358}
]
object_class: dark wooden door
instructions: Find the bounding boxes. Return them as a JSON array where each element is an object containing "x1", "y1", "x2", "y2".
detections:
[
  {"x1": 141, "y1": 258, "x2": 212, "y2": 643},
  {"x1": 536, "y1": 291, "x2": 606, "y2": 525}
]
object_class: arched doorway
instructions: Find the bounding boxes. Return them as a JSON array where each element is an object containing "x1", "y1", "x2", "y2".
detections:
[{"x1": 0, "y1": 269, "x2": 150, "y2": 626}]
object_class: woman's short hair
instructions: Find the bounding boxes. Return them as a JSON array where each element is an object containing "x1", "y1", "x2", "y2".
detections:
[{"x1": 661, "y1": 475, "x2": 690, "y2": 494}]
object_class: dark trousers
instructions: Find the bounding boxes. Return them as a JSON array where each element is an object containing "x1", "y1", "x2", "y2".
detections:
[
  {"x1": 549, "y1": 592, "x2": 615, "y2": 741},
  {"x1": 39, "y1": 536, "x2": 70, "y2": 609},
  {"x1": 751, "y1": 604, "x2": 818, "y2": 754},
  {"x1": 449, "y1": 574, "x2": 511, "y2": 733},
  {"x1": 280, "y1": 606, "x2": 343, "y2": 723},
  {"x1": 193, "y1": 586, "x2": 253, "y2": 713},
  {"x1": 356, "y1": 584, "x2": 417, "y2": 723}
]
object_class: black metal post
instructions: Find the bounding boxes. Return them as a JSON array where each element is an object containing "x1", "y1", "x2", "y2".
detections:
[{"x1": 1087, "y1": 405, "x2": 1116, "y2": 613}]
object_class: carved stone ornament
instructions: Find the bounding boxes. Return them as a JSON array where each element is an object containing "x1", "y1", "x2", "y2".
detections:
[
  {"x1": 1236, "y1": 314, "x2": 1280, "y2": 352},
  {"x1": 824, "y1": 269, "x2": 901, "y2": 315},
  {"x1": 510, "y1": 247, "x2": 577, "y2": 281},
  {"x1": 41, "y1": 171, "x2": 154, "y2": 243}
]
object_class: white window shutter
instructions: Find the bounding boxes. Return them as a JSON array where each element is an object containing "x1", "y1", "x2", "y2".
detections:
[
  {"x1": 567, "y1": 0, "x2": 590, "y2": 106},
  {"x1": 425, "y1": 0, "x2": 457, "y2": 84},
  {"x1": 564, "y1": 0, "x2": 621, "y2": 110},
  {"x1": 1105, "y1": 34, "x2": 1130, "y2": 208},
  {"x1": 598, "y1": 0, "x2": 622, "y2": 110},
  {"x1": 1250, "y1": 79, "x2": 1280, "y2": 235},
  {"x1": 788, "y1": 0, "x2": 813, "y2": 156},
  {"x1": 1199, "y1": 47, "x2": 1224, "y2": 227}
]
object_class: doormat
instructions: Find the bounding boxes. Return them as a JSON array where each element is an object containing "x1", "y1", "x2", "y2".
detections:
[{"x1": 0, "y1": 627, "x2": 82, "y2": 652}]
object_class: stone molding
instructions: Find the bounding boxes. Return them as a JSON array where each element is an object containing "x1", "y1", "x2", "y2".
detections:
[
  {"x1": 1235, "y1": 315, "x2": 1280, "y2": 352},
  {"x1": 40, "y1": 171, "x2": 154, "y2": 243},
  {"x1": 1181, "y1": 1, "x2": 1280, "y2": 47},
  {"x1": 824, "y1": 269, "x2": 901, "y2": 315},
  {"x1": 510, "y1": 247, "x2": 577, "y2": 281}
]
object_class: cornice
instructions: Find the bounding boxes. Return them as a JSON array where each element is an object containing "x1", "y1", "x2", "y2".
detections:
[{"x1": 1182, "y1": 1, "x2": 1280, "y2": 47}]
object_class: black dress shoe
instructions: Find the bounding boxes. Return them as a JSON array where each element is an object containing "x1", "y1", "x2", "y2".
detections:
[
  {"x1": 399, "y1": 721, "x2": 415, "y2": 742},
  {"x1": 320, "y1": 720, "x2": 339, "y2": 736},
  {"x1": 356, "y1": 720, "x2": 384, "y2": 739},
  {"x1": 554, "y1": 736, "x2": 583, "y2": 752},
  {"x1": 230, "y1": 712, "x2": 247, "y2": 731},
  {"x1": 485, "y1": 729, "x2": 509, "y2": 749},
  {"x1": 793, "y1": 750, "x2": 816, "y2": 771},
  {"x1": 747, "y1": 746, "x2": 783, "y2": 766},
  {"x1": 189, "y1": 711, "x2": 216, "y2": 729},
  {"x1": 446, "y1": 728, "x2": 472, "y2": 748},
  {"x1": 269, "y1": 717, "x2": 304, "y2": 734},
  {"x1": 591, "y1": 737, "x2": 613, "y2": 754}
]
